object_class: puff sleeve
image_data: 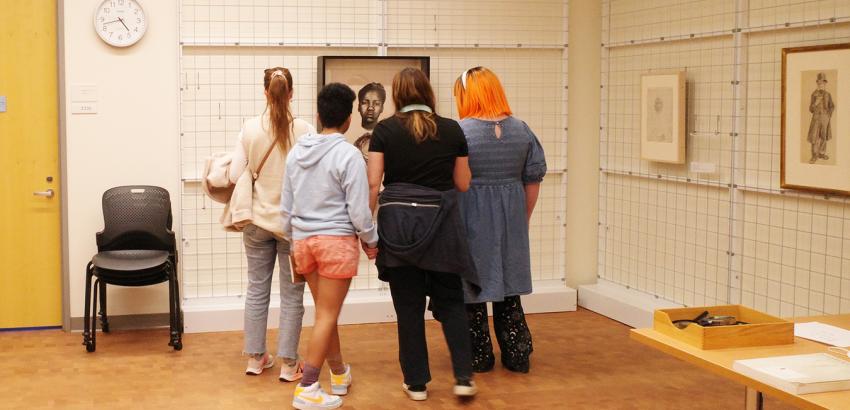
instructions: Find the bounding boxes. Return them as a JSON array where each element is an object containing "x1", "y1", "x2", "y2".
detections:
[{"x1": 521, "y1": 122, "x2": 547, "y2": 184}]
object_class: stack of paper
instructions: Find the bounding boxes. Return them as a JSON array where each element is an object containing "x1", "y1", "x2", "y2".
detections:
[
  {"x1": 794, "y1": 322, "x2": 850, "y2": 347},
  {"x1": 733, "y1": 353, "x2": 850, "y2": 395}
]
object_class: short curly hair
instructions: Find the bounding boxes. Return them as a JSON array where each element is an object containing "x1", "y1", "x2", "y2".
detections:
[{"x1": 317, "y1": 83, "x2": 356, "y2": 129}]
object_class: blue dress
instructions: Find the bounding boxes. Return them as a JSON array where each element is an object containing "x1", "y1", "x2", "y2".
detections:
[{"x1": 458, "y1": 117, "x2": 547, "y2": 304}]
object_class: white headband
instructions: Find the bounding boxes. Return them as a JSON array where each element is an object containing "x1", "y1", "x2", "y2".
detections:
[{"x1": 460, "y1": 68, "x2": 471, "y2": 90}]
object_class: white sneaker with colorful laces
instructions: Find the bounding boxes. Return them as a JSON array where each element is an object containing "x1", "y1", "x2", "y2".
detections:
[
  {"x1": 280, "y1": 360, "x2": 303, "y2": 382},
  {"x1": 292, "y1": 382, "x2": 342, "y2": 410},
  {"x1": 329, "y1": 364, "x2": 352, "y2": 395},
  {"x1": 245, "y1": 353, "x2": 274, "y2": 375}
]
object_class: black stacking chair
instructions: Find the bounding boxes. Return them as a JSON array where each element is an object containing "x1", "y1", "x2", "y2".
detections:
[{"x1": 82, "y1": 186, "x2": 183, "y2": 352}]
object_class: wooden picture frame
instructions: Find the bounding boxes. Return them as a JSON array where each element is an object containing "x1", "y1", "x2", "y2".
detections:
[
  {"x1": 781, "y1": 43, "x2": 850, "y2": 196},
  {"x1": 317, "y1": 56, "x2": 430, "y2": 156},
  {"x1": 640, "y1": 71, "x2": 687, "y2": 164}
]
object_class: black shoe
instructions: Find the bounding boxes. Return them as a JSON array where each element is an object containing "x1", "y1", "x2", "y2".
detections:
[
  {"x1": 453, "y1": 379, "x2": 477, "y2": 397},
  {"x1": 402, "y1": 384, "x2": 427, "y2": 401},
  {"x1": 502, "y1": 356, "x2": 530, "y2": 373}
]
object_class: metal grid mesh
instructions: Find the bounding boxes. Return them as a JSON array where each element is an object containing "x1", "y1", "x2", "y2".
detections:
[
  {"x1": 600, "y1": 0, "x2": 850, "y2": 316},
  {"x1": 179, "y1": 1, "x2": 569, "y2": 299}
]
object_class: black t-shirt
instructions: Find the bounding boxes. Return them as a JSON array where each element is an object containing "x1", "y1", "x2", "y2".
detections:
[{"x1": 369, "y1": 115, "x2": 468, "y2": 191}]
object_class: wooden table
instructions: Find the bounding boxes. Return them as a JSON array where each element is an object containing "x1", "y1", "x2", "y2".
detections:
[{"x1": 630, "y1": 314, "x2": 850, "y2": 410}]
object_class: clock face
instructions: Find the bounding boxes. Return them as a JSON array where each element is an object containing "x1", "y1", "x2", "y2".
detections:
[{"x1": 94, "y1": 0, "x2": 147, "y2": 47}]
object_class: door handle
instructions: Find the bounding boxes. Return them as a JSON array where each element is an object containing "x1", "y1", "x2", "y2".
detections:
[{"x1": 33, "y1": 189, "x2": 55, "y2": 198}]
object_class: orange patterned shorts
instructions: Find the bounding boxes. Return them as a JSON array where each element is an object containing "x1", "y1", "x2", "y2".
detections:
[{"x1": 292, "y1": 235, "x2": 359, "y2": 279}]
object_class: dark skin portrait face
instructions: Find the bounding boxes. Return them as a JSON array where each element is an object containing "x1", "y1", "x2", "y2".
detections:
[{"x1": 359, "y1": 90, "x2": 385, "y2": 130}]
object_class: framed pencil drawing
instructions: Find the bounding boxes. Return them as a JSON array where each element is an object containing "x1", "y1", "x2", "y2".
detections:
[
  {"x1": 640, "y1": 71, "x2": 686, "y2": 164},
  {"x1": 782, "y1": 43, "x2": 850, "y2": 196},
  {"x1": 317, "y1": 56, "x2": 430, "y2": 158}
]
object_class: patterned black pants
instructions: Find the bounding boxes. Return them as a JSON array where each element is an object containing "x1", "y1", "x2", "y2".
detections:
[{"x1": 466, "y1": 296, "x2": 533, "y2": 373}]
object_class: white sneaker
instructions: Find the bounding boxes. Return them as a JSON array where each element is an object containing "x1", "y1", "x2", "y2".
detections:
[
  {"x1": 402, "y1": 383, "x2": 428, "y2": 401},
  {"x1": 292, "y1": 382, "x2": 342, "y2": 410},
  {"x1": 280, "y1": 360, "x2": 303, "y2": 382},
  {"x1": 245, "y1": 353, "x2": 274, "y2": 375},
  {"x1": 329, "y1": 364, "x2": 352, "y2": 395},
  {"x1": 453, "y1": 380, "x2": 478, "y2": 397}
]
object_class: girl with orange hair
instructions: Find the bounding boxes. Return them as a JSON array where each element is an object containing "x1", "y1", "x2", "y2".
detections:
[{"x1": 453, "y1": 66, "x2": 547, "y2": 373}]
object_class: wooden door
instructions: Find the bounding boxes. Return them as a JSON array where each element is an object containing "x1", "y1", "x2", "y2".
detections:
[{"x1": 0, "y1": 1, "x2": 62, "y2": 329}]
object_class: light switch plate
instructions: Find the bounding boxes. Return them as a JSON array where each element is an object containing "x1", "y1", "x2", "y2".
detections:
[
  {"x1": 0, "y1": 96, "x2": 6, "y2": 112},
  {"x1": 71, "y1": 84, "x2": 98, "y2": 102}
]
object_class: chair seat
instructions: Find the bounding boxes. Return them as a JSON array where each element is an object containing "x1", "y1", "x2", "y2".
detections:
[{"x1": 92, "y1": 250, "x2": 170, "y2": 271}]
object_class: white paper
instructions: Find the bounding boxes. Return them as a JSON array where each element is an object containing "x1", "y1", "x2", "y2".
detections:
[
  {"x1": 759, "y1": 365, "x2": 809, "y2": 381},
  {"x1": 794, "y1": 322, "x2": 850, "y2": 347}
]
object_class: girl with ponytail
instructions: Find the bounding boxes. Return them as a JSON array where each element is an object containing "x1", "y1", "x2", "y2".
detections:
[{"x1": 227, "y1": 67, "x2": 316, "y2": 380}]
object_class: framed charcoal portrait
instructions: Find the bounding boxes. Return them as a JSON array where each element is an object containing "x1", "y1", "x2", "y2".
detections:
[
  {"x1": 782, "y1": 43, "x2": 850, "y2": 195},
  {"x1": 318, "y1": 56, "x2": 430, "y2": 159},
  {"x1": 640, "y1": 71, "x2": 687, "y2": 164}
]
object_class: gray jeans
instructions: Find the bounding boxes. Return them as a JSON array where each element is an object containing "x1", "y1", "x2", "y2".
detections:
[{"x1": 242, "y1": 224, "x2": 305, "y2": 359}]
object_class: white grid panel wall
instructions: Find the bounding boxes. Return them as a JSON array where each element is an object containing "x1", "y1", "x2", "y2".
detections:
[
  {"x1": 599, "y1": 0, "x2": 850, "y2": 316},
  {"x1": 180, "y1": 1, "x2": 569, "y2": 299},
  {"x1": 180, "y1": 0, "x2": 380, "y2": 46},
  {"x1": 737, "y1": 17, "x2": 850, "y2": 317}
]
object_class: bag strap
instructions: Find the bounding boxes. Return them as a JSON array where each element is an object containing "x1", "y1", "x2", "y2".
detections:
[{"x1": 252, "y1": 141, "x2": 277, "y2": 181}]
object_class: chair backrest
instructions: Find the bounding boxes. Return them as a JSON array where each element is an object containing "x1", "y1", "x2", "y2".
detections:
[{"x1": 96, "y1": 186, "x2": 175, "y2": 253}]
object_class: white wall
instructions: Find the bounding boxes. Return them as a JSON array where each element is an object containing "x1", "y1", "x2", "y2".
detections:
[
  {"x1": 63, "y1": 0, "x2": 180, "y2": 318},
  {"x1": 597, "y1": 0, "x2": 850, "y2": 316}
]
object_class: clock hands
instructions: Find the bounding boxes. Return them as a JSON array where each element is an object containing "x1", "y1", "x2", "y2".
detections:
[
  {"x1": 104, "y1": 19, "x2": 121, "y2": 25},
  {"x1": 117, "y1": 17, "x2": 130, "y2": 32}
]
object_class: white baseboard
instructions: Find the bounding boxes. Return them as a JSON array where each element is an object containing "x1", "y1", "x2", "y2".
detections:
[
  {"x1": 578, "y1": 279, "x2": 681, "y2": 329},
  {"x1": 184, "y1": 280, "x2": 577, "y2": 333}
]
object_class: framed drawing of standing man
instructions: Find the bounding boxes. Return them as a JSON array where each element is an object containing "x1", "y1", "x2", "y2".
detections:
[
  {"x1": 782, "y1": 43, "x2": 850, "y2": 195},
  {"x1": 318, "y1": 56, "x2": 430, "y2": 159},
  {"x1": 640, "y1": 71, "x2": 687, "y2": 164}
]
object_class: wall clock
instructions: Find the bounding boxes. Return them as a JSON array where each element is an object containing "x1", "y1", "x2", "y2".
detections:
[{"x1": 94, "y1": 0, "x2": 147, "y2": 47}]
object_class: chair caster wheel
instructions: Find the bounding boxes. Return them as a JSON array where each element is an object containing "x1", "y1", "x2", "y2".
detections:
[
  {"x1": 101, "y1": 323, "x2": 110, "y2": 333},
  {"x1": 173, "y1": 341, "x2": 182, "y2": 351},
  {"x1": 86, "y1": 342, "x2": 96, "y2": 353}
]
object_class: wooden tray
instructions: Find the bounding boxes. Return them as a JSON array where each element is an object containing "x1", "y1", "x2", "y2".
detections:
[{"x1": 653, "y1": 305, "x2": 794, "y2": 350}]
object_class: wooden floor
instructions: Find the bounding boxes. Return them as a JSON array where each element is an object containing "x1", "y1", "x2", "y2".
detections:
[{"x1": 0, "y1": 308, "x2": 795, "y2": 409}]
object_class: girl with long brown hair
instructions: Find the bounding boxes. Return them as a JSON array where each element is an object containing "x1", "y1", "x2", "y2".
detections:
[
  {"x1": 367, "y1": 67, "x2": 480, "y2": 401},
  {"x1": 228, "y1": 67, "x2": 315, "y2": 380}
]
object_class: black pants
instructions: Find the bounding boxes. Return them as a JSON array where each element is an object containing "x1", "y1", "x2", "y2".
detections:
[
  {"x1": 466, "y1": 296, "x2": 533, "y2": 372},
  {"x1": 385, "y1": 266, "x2": 473, "y2": 385}
]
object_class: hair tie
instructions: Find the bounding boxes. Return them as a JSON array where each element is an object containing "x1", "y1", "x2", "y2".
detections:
[
  {"x1": 460, "y1": 68, "x2": 471, "y2": 90},
  {"x1": 271, "y1": 70, "x2": 284, "y2": 79}
]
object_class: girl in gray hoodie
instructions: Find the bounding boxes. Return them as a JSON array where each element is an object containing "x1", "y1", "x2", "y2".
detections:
[{"x1": 281, "y1": 83, "x2": 377, "y2": 410}]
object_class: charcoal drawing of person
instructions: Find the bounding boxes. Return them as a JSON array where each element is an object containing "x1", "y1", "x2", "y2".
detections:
[
  {"x1": 353, "y1": 82, "x2": 386, "y2": 160},
  {"x1": 647, "y1": 88, "x2": 673, "y2": 143},
  {"x1": 806, "y1": 72, "x2": 835, "y2": 164}
]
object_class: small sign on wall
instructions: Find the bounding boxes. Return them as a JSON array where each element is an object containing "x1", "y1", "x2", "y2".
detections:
[
  {"x1": 71, "y1": 102, "x2": 98, "y2": 114},
  {"x1": 71, "y1": 84, "x2": 98, "y2": 115},
  {"x1": 0, "y1": 96, "x2": 6, "y2": 113},
  {"x1": 71, "y1": 84, "x2": 97, "y2": 102}
]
